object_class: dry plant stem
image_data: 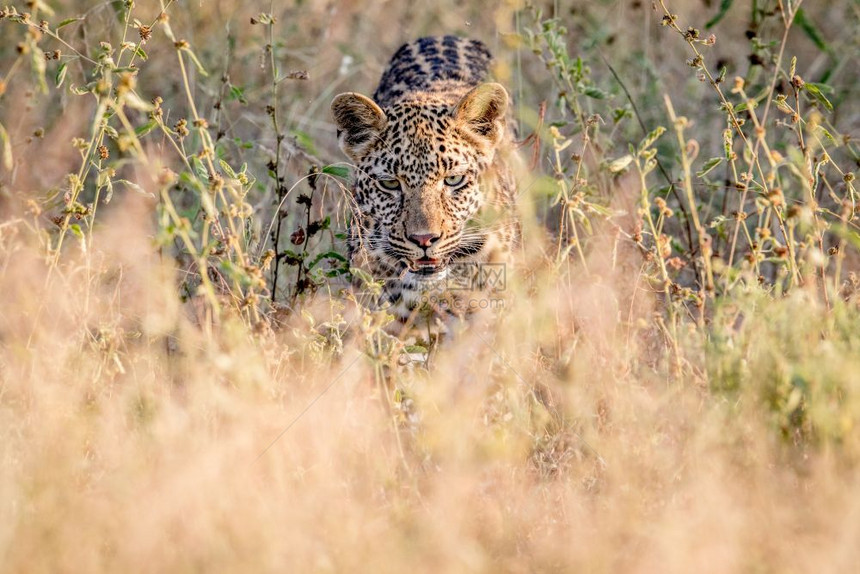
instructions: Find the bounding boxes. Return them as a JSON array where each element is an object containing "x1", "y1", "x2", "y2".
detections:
[
  {"x1": 833, "y1": 210, "x2": 848, "y2": 299},
  {"x1": 24, "y1": 7, "x2": 112, "y2": 348},
  {"x1": 725, "y1": 147, "x2": 760, "y2": 278},
  {"x1": 175, "y1": 44, "x2": 260, "y2": 324},
  {"x1": 1, "y1": 54, "x2": 23, "y2": 91},
  {"x1": 658, "y1": 0, "x2": 803, "y2": 289},
  {"x1": 664, "y1": 95, "x2": 714, "y2": 308},
  {"x1": 803, "y1": 125, "x2": 858, "y2": 304},
  {"x1": 656, "y1": 314, "x2": 683, "y2": 377},
  {"x1": 17, "y1": 18, "x2": 98, "y2": 66},
  {"x1": 51, "y1": 97, "x2": 110, "y2": 264},
  {"x1": 723, "y1": 7, "x2": 796, "y2": 279},
  {"x1": 813, "y1": 158, "x2": 858, "y2": 299},
  {"x1": 175, "y1": 53, "x2": 215, "y2": 182},
  {"x1": 370, "y1": 331, "x2": 411, "y2": 476},
  {"x1": 635, "y1": 168, "x2": 673, "y2": 291},
  {"x1": 602, "y1": 55, "x2": 696, "y2": 257},
  {"x1": 159, "y1": 187, "x2": 222, "y2": 314},
  {"x1": 124, "y1": 1, "x2": 177, "y2": 69},
  {"x1": 553, "y1": 134, "x2": 589, "y2": 274},
  {"x1": 758, "y1": 0, "x2": 799, "y2": 127},
  {"x1": 267, "y1": 11, "x2": 287, "y2": 304},
  {"x1": 726, "y1": 167, "x2": 746, "y2": 268},
  {"x1": 117, "y1": 0, "x2": 133, "y2": 62},
  {"x1": 5, "y1": 0, "x2": 860, "y2": 568},
  {"x1": 256, "y1": 172, "x2": 321, "y2": 261},
  {"x1": 111, "y1": 100, "x2": 224, "y2": 313},
  {"x1": 290, "y1": 188, "x2": 315, "y2": 308},
  {"x1": 175, "y1": 48, "x2": 231, "y2": 313},
  {"x1": 791, "y1": 87, "x2": 829, "y2": 307},
  {"x1": 737, "y1": 85, "x2": 800, "y2": 287},
  {"x1": 84, "y1": 131, "x2": 108, "y2": 248},
  {"x1": 569, "y1": 153, "x2": 587, "y2": 266},
  {"x1": 657, "y1": 2, "x2": 747, "y2": 144},
  {"x1": 635, "y1": 157, "x2": 678, "y2": 340}
]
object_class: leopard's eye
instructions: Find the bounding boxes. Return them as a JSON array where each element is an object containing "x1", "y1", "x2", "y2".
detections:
[
  {"x1": 377, "y1": 178, "x2": 402, "y2": 191},
  {"x1": 444, "y1": 174, "x2": 466, "y2": 187}
]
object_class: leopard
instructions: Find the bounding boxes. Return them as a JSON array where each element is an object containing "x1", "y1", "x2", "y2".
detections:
[{"x1": 331, "y1": 35, "x2": 519, "y2": 338}]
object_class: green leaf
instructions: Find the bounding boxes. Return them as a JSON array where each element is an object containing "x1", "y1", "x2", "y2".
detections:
[
  {"x1": 30, "y1": 42, "x2": 48, "y2": 94},
  {"x1": 793, "y1": 9, "x2": 829, "y2": 54},
  {"x1": 734, "y1": 85, "x2": 770, "y2": 113},
  {"x1": 815, "y1": 125, "x2": 836, "y2": 146},
  {"x1": 638, "y1": 126, "x2": 666, "y2": 153},
  {"x1": 180, "y1": 47, "x2": 209, "y2": 77},
  {"x1": 606, "y1": 154, "x2": 633, "y2": 174},
  {"x1": 322, "y1": 165, "x2": 350, "y2": 179},
  {"x1": 233, "y1": 137, "x2": 253, "y2": 150},
  {"x1": 307, "y1": 250, "x2": 347, "y2": 270},
  {"x1": 292, "y1": 129, "x2": 318, "y2": 155},
  {"x1": 697, "y1": 157, "x2": 724, "y2": 178},
  {"x1": 55, "y1": 62, "x2": 68, "y2": 88},
  {"x1": 804, "y1": 83, "x2": 833, "y2": 111},
  {"x1": 581, "y1": 85, "x2": 607, "y2": 99},
  {"x1": 110, "y1": 0, "x2": 127, "y2": 23},
  {"x1": 96, "y1": 167, "x2": 112, "y2": 189},
  {"x1": 219, "y1": 159, "x2": 237, "y2": 179},
  {"x1": 705, "y1": 0, "x2": 734, "y2": 28},
  {"x1": 191, "y1": 156, "x2": 208, "y2": 180},
  {"x1": 56, "y1": 17, "x2": 83, "y2": 29},
  {"x1": 806, "y1": 82, "x2": 834, "y2": 95},
  {"x1": 103, "y1": 124, "x2": 119, "y2": 139},
  {"x1": 349, "y1": 267, "x2": 383, "y2": 295},
  {"x1": 228, "y1": 85, "x2": 247, "y2": 104},
  {"x1": 323, "y1": 268, "x2": 349, "y2": 278},
  {"x1": 612, "y1": 107, "x2": 632, "y2": 123},
  {"x1": 280, "y1": 249, "x2": 305, "y2": 266},
  {"x1": 135, "y1": 119, "x2": 158, "y2": 137},
  {"x1": 70, "y1": 83, "x2": 92, "y2": 95}
]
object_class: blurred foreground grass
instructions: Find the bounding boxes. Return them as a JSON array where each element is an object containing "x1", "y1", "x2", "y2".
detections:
[{"x1": 1, "y1": 0, "x2": 860, "y2": 571}]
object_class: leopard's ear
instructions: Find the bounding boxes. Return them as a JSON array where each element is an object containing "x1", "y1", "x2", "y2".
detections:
[
  {"x1": 453, "y1": 82, "x2": 508, "y2": 149},
  {"x1": 331, "y1": 92, "x2": 387, "y2": 162}
]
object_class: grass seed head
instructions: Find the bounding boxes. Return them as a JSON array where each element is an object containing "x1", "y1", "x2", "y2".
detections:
[{"x1": 174, "y1": 119, "x2": 189, "y2": 138}]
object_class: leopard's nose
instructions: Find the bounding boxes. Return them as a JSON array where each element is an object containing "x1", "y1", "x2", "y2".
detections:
[{"x1": 406, "y1": 233, "x2": 441, "y2": 248}]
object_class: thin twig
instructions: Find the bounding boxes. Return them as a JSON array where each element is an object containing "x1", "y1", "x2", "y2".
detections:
[{"x1": 602, "y1": 54, "x2": 698, "y2": 262}]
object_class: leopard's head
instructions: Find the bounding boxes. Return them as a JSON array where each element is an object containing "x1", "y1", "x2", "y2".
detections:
[{"x1": 331, "y1": 83, "x2": 508, "y2": 276}]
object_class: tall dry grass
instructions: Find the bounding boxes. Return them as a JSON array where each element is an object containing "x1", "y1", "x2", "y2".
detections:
[{"x1": 1, "y1": 0, "x2": 860, "y2": 572}]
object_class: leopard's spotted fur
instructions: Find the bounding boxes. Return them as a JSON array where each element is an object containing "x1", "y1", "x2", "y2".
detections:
[{"x1": 332, "y1": 36, "x2": 518, "y2": 336}]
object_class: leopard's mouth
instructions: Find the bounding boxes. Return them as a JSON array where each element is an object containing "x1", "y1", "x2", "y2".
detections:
[{"x1": 410, "y1": 256, "x2": 446, "y2": 275}]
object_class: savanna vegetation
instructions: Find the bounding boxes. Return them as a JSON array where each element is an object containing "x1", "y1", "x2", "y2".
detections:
[{"x1": 1, "y1": 0, "x2": 859, "y2": 571}]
